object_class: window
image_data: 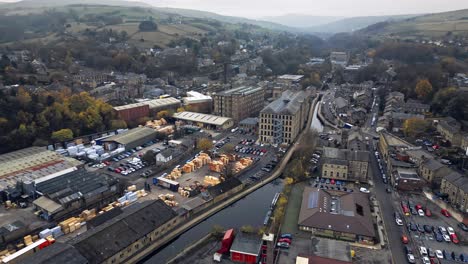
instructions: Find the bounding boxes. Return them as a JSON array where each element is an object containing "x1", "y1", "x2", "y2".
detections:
[
  {"x1": 336, "y1": 172, "x2": 339, "y2": 177},
  {"x1": 330, "y1": 172, "x2": 333, "y2": 177}
]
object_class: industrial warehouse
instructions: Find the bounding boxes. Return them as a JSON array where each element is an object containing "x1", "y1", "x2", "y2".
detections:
[
  {"x1": 173, "y1": 111, "x2": 234, "y2": 130},
  {"x1": 100, "y1": 127, "x2": 157, "y2": 151}
]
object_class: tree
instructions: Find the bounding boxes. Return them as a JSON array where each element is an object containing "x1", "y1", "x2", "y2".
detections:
[
  {"x1": 156, "y1": 110, "x2": 171, "y2": 119},
  {"x1": 221, "y1": 143, "x2": 235, "y2": 154},
  {"x1": 141, "y1": 150, "x2": 156, "y2": 165},
  {"x1": 240, "y1": 225, "x2": 255, "y2": 233},
  {"x1": 402, "y1": 118, "x2": 429, "y2": 138},
  {"x1": 139, "y1": 20, "x2": 158, "y2": 31},
  {"x1": 197, "y1": 138, "x2": 213, "y2": 152},
  {"x1": 432, "y1": 87, "x2": 457, "y2": 114},
  {"x1": 51, "y1": 128, "x2": 74, "y2": 142},
  {"x1": 415, "y1": 79, "x2": 433, "y2": 101},
  {"x1": 16, "y1": 87, "x2": 32, "y2": 108},
  {"x1": 110, "y1": 119, "x2": 127, "y2": 130}
]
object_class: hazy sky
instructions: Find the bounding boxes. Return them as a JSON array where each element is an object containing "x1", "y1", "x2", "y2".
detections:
[{"x1": 149, "y1": 0, "x2": 468, "y2": 18}]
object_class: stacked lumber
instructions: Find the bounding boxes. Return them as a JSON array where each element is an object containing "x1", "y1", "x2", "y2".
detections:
[
  {"x1": 167, "y1": 168, "x2": 182, "y2": 180},
  {"x1": 80, "y1": 209, "x2": 97, "y2": 221},
  {"x1": 127, "y1": 185, "x2": 137, "y2": 192},
  {"x1": 182, "y1": 162, "x2": 195, "y2": 173},
  {"x1": 204, "y1": 176, "x2": 221, "y2": 186},
  {"x1": 23, "y1": 235, "x2": 33, "y2": 246},
  {"x1": 209, "y1": 160, "x2": 224, "y2": 172},
  {"x1": 59, "y1": 217, "x2": 82, "y2": 235},
  {"x1": 164, "y1": 200, "x2": 178, "y2": 207},
  {"x1": 158, "y1": 193, "x2": 175, "y2": 201},
  {"x1": 178, "y1": 186, "x2": 191, "y2": 197}
]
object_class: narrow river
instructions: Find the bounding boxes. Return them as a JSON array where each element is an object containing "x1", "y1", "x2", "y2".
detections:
[{"x1": 143, "y1": 180, "x2": 284, "y2": 264}]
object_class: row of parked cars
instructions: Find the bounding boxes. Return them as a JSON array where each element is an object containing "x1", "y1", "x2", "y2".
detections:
[
  {"x1": 235, "y1": 146, "x2": 267, "y2": 156},
  {"x1": 406, "y1": 222, "x2": 459, "y2": 243},
  {"x1": 112, "y1": 147, "x2": 143, "y2": 162},
  {"x1": 276, "y1": 233, "x2": 293, "y2": 249},
  {"x1": 405, "y1": 244, "x2": 468, "y2": 264},
  {"x1": 261, "y1": 160, "x2": 277, "y2": 172},
  {"x1": 108, "y1": 157, "x2": 147, "y2": 176}
]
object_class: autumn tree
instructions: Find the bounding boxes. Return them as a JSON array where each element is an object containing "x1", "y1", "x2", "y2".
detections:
[
  {"x1": 156, "y1": 110, "x2": 171, "y2": 119},
  {"x1": 403, "y1": 118, "x2": 429, "y2": 138},
  {"x1": 16, "y1": 87, "x2": 32, "y2": 108},
  {"x1": 197, "y1": 138, "x2": 213, "y2": 152},
  {"x1": 176, "y1": 107, "x2": 185, "y2": 113},
  {"x1": 415, "y1": 79, "x2": 433, "y2": 101},
  {"x1": 51, "y1": 128, "x2": 74, "y2": 142}
]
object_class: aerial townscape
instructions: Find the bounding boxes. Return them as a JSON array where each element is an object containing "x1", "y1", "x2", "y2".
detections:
[{"x1": 0, "y1": 0, "x2": 468, "y2": 263}]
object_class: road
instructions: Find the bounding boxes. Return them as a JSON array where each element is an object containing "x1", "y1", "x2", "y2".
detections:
[{"x1": 369, "y1": 146, "x2": 407, "y2": 264}]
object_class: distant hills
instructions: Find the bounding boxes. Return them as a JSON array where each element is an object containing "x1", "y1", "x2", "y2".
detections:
[
  {"x1": 261, "y1": 14, "x2": 343, "y2": 28},
  {"x1": 1, "y1": 0, "x2": 467, "y2": 38},
  {"x1": 152, "y1": 7, "x2": 294, "y2": 31},
  {"x1": 0, "y1": 0, "x2": 151, "y2": 8},
  {"x1": 358, "y1": 9, "x2": 468, "y2": 37}
]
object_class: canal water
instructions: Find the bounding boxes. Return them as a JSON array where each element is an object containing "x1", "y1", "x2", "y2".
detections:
[
  {"x1": 311, "y1": 101, "x2": 324, "y2": 132},
  {"x1": 143, "y1": 180, "x2": 284, "y2": 264}
]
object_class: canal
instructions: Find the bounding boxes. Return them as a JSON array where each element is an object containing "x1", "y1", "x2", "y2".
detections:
[
  {"x1": 311, "y1": 99, "x2": 324, "y2": 132},
  {"x1": 143, "y1": 179, "x2": 284, "y2": 264}
]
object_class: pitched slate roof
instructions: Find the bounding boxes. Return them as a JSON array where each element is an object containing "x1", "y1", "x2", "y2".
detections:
[
  {"x1": 207, "y1": 177, "x2": 243, "y2": 198},
  {"x1": 70, "y1": 200, "x2": 177, "y2": 264},
  {"x1": 260, "y1": 90, "x2": 308, "y2": 115},
  {"x1": 298, "y1": 187, "x2": 375, "y2": 238},
  {"x1": 102, "y1": 127, "x2": 157, "y2": 146},
  {"x1": 18, "y1": 243, "x2": 88, "y2": 264}
]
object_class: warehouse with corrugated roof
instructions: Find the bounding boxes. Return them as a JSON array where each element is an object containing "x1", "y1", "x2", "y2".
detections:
[
  {"x1": 101, "y1": 127, "x2": 157, "y2": 151},
  {"x1": 173, "y1": 111, "x2": 234, "y2": 130},
  {"x1": 0, "y1": 147, "x2": 82, "y2": 192}
]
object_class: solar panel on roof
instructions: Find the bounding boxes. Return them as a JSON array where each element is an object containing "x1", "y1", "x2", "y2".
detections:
[{"x1": 308, "y1": 192, "x2": 319, "y2": 208}]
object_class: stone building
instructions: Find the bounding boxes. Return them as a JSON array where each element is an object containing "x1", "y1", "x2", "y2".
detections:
[
  {"x1": 213, "y1": 86, "x2": 265, "y2": 123},
  {"x1": 259, "y1": 90, "x2": 311, "y2": 145}
]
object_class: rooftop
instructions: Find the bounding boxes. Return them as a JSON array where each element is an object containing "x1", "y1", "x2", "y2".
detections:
[
  {"x1": 277, "y1": 75, "x2": 304, "y2": 82},
  {"x1": 113, "y1": 97, "x2": 180, "y2": 111},
  {"x1": 322, "y1": 147, "x2": 369, "y2": 162},
  {"x1": 381, "y1": 132, "x2": 412, "y2": 148},
  {"x1": 216, "y1": 86, "x2": 264, "y2": 96},
  {"x1": 71, "y1": 200, "x2": 177, "y2": 264},
  {"x1": 261, "y1": 90, "x2": 310, "y2": 115},
  {"x1": 102, "y1": 127, "x2": 156, "y2": 146},
  {"x1": 298, "y1": 187, "x2": 375, "y2": 238},
  {"x1": 207, "y1": 177, "x2": 243, "y2": 198},
  {"x1": 183, "y1": 91, "x2": 212, "y2": 103},
  {"x1": 18, "y1": 242, "x2": 88, "y2": 264},
  {"x1": 173, "y1": 111, "x2": 233, "y2": 126},
  {"x1": 239, "y1": 117, "x2": 259, "y2": 126},
  {"x1": 35, "y1": 169, "x2": 117, "y2": 207},
  {"x1": 230, "y1": 231, "x2": 262, "y2": 256}
]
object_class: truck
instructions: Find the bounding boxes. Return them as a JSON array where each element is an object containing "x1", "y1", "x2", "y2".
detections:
[{"x1": 153, "y1": 177, "x2": 179, "y2": 192}]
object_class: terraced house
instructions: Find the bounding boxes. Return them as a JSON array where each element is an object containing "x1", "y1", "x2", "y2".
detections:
[{"x1": 440, "y1": 172, "x2": 468, "y2": 213}]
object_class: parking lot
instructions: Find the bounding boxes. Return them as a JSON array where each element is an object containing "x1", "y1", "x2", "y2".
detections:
[{"x1": 395, "y1": 193, "x2": 468, "y2": 263}]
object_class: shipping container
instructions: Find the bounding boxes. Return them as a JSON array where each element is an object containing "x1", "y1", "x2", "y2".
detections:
[{"x1": 156, "y1": 177, "x2": 179, "y2": 192}]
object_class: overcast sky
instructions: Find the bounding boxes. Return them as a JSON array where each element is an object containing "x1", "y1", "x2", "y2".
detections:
[{"x1": 149, "y1": 0, "x2": 468, "y2": 18}]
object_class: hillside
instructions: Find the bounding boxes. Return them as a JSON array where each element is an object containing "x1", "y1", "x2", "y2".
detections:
[
  {"x1": 153, "y1": 7, "x2": 293, "y2": 32},
  {"x1": 359, "y1": 9, "x2": 468, "y2": 38},
  {"x1": 0, "y1": 0, "x2": 151, "y2": 8},
  {"x1": 261, "y1": 14, "x2": 343, "y2": 28},
  {"x1": 304, "y1": 14, "x2": 418, "y2": 33}
]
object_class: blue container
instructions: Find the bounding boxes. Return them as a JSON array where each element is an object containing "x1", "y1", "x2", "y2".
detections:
[{"x1": 152, "y1": 177, "x2": 158, "y2": 185}]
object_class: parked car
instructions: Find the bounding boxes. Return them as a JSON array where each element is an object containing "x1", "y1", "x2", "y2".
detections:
[
  {"x1": 434, "y1": 232, "x2": 443, "y2": 242},
  {"x1": 418, "y1": 209, "x2": 425, "y2": 216},
  {"x1": 406, "y1": 254, "x2": 416, "y2": 263},
  {"x1": 359, "y1": 187, "x2": 370, "y2": 193},
  {"x1": 458, "y1": 222, "x2": 468, "y2": 232},
  {"x1": 447, "y1": 226, "x2": 455, "y2": 236},
  {"x1": 278, "y1": 238, "x2": 291, "y2": 244},
  {"x1": 441, "y1": 209, "x2": 451, "y2": 217},
  {"x1": 419, "y1": 246, "x2": 428, "y2": 256},
  {"x1": 450, "y1": 234, "x2": 459, "y2": 244},
  {"x1": 435, "y1": 250, "x2": 443, "y2": 259},
  {"x1": 425, "y1": 208, "x2": 432, "y2": 217},
  {"x1": 276, "y1": 242, "x2": 289, "y2": 248},
  {"x1": 280, "y1": 234, "x2": 293, "y2": 240},
  {"x1": 401, "y1": 234, "x2": 409, "y2": 244}
]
